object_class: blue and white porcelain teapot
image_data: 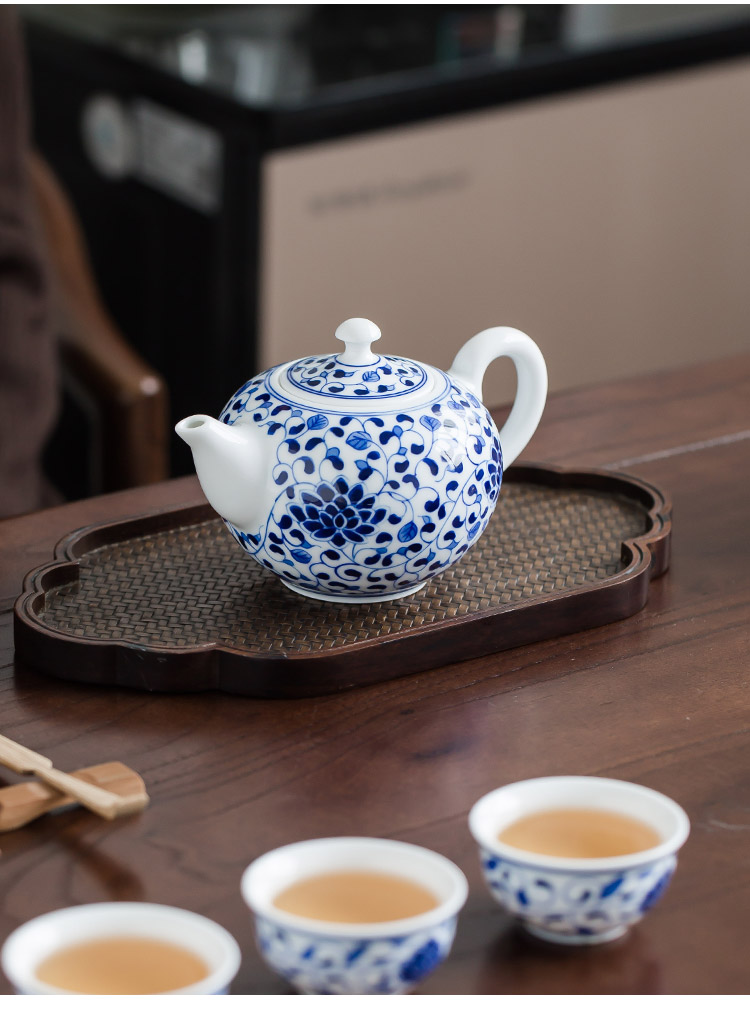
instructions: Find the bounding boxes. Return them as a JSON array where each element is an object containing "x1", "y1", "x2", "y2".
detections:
[{"x1": 176, "y1": 319, "x2": 547, "y2": 604}]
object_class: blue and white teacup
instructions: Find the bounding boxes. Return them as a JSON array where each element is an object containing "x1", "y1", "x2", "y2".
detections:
[
  {"x1": 241, "y1": 836, "x2": 468, "y2": 994},
  {"x1": 469, "y1": 776, "x2": 690, "y2": 946},
  {"x1": 1, "y1": 902, "x2": 241, "y2": 994}
]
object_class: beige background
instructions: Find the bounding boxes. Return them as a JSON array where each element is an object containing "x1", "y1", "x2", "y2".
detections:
[{"x1": 259, "y1": 57, "x2": 750, "y2": 407}]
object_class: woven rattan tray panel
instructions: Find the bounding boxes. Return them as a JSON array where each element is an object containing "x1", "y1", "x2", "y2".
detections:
[{"x1": 14, "y1": 465, "x2": 671, "y2": 697}]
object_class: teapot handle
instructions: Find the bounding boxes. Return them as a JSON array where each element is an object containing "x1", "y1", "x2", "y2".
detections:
[{"x1": 448, "y1": 326, "x2": 548, "y2": 468}]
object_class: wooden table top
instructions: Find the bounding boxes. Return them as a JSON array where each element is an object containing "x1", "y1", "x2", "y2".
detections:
[{"x1": 1, "y1": 352, "x2": 749, "y2": 994}]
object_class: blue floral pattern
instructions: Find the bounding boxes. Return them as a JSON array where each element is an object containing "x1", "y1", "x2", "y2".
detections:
[
  {"x1": 292, "y1": 479, "x2": 381, "y2": 547},
  {"x1": 287, "y1": 354, "x2": 428, "y2": 400},
  {"x1": 220, "y1": 365, "x2": 503, "y2": 600},
  {"x1": 253, "y1": 916, "x2": 457, "y2": 994},
  {"x1": 478, "y1": 850, "x2": 677, "y2": 944}
]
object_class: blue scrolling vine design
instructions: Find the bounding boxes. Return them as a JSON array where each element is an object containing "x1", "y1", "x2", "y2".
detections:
[{"x1": 220, "y1": 376, "x2": 502, "y2": 598}]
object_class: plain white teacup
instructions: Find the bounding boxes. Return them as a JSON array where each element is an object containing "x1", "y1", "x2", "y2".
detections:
[
  {"x1": 1, "y1": 902, "x2": 241, "y2": 995},
  {"x1": 469, "y1": 776, "x2": 690, "y2": 945},
  {"x1": 241, "y1": 836, "x2": 468, "y2": 994}
]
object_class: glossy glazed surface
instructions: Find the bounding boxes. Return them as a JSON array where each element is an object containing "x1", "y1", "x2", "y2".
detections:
[{"x1": 220, "y1": 366, "x2": 501, "y2": 600}]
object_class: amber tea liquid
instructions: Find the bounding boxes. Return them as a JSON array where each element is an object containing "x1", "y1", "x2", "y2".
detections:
[
  {"x1": 498, "y1": 807, "x2": 662, "y2": 858},
  {"x1": 35, "y1": 936, "x2": 210, "y2": 994},
  {"x1": 273, "y1": 869, "x2": 439, "y2": 923}
]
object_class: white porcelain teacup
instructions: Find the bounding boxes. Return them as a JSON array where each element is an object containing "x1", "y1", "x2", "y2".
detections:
[
  {"x1": 241, "y1": 836, "x2": 468, "y2": 994},
  {"x1": 1, "y1": 902, "x2": 241, "y2": 995},
  {"x1": 469, "y1": 776, "x2": 690, "y2": 945}
]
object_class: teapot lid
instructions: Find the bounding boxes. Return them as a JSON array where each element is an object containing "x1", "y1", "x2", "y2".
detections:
[{"x1": 270, "y1": 319, "x2": 445, "y2": 408}]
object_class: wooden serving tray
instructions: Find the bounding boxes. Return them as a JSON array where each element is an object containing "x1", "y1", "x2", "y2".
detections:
[{"x1": 14, "y1": 465, "x2": 670, "y2": 698}]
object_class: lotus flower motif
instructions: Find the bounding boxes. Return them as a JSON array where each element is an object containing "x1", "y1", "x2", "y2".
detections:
[{"x1": 288, "y1": 479, "x2": 387, "y2": 547}]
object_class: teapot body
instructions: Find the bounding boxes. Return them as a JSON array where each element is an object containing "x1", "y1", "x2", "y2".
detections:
[
  {"x1": 220, "y1": 363, "x2": 502, "y2": 602},
  {"x1": 176, "y1": 319, "x2": 547, "y2": 605}
]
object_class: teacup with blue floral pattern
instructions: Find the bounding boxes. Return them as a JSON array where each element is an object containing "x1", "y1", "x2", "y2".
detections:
[
  {"x1": 241, "y1": 837, "x2": 468, "y2": 994},
  {"x1": 469, "y1": 776, "x2": 690, "y2": 945},
  {"x1": 1, "y1": 903, "x2": 241, "y2": 994}
]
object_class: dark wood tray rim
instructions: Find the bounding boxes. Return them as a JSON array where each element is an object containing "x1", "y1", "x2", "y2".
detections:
[{"x1": 13, "y1": 464, "x2": 671, "y2": 697}]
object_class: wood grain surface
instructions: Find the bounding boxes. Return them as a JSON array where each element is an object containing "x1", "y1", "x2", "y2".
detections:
[{"x1": 0, "y1": 353, "x2": 749, "y2": 994}]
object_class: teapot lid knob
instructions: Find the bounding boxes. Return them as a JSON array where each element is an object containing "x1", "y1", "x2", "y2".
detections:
[{"x1": 334, "y1": 318, "x2": 381, "y2": 365}]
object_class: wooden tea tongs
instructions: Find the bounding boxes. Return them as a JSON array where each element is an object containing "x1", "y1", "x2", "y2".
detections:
[
  {"x1": 0, "y1": 734, "x2": 149, "y2": 823},
  {"x1": 0, "y1": 762, "x2": 148, "y2": 832}
]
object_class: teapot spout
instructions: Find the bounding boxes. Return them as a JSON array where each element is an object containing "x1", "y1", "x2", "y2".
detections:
[{"x1": 175, "y1": 414, "x2": 272, "y2": 534}]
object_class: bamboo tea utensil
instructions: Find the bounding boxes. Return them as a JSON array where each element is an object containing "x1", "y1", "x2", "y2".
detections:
[
  {"x1": 0, "y1": 761, "x2": 147, "y2": 832},
  {"x1": 0, "y1": 735, "x2": 149, "y2": 821}
]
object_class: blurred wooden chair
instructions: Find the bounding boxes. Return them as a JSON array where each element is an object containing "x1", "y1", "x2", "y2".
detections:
[{"x1": 30, "y1": 153, "x2": 169, "y2": 500}]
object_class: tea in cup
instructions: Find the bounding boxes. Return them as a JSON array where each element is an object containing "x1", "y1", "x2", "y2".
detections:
[
  {"x1": 241, "y1": 836, "x2": 468, "y2": 994},
  {"x1": 469, "y1": 776, "x2": 690, "y2": 945},
  {"x1": 1, "y1": 902, "x2": 241, "y2": 994}
]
